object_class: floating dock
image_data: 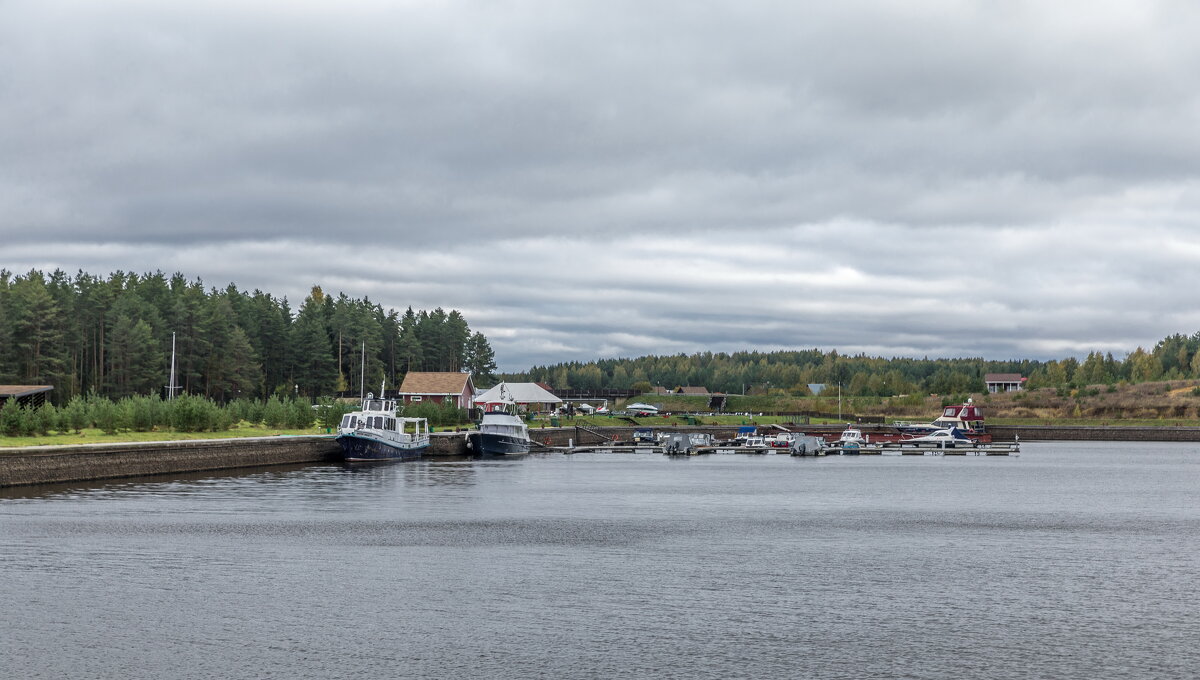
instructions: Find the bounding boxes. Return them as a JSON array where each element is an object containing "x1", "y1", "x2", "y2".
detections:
[
  {"x1": 825, "y1": 443, "x2": 1020, "y2": 456},
  {"x1": 567, "y1": 442, "x2": 1019, "y2": 456}
]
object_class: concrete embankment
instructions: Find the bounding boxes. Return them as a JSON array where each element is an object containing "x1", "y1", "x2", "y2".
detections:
[{"x1": 0, "y1": 436, "x2": 343, "y2": 488}]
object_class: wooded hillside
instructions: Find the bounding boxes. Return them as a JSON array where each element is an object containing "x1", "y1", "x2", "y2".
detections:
[{"x1": 0, "y1": 269, "x2": 496, "y2": 402}]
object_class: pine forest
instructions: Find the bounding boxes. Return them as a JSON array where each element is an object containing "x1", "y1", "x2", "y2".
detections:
[{"x1": 0, "y1": 269, "x2": 497, "y2": 403}]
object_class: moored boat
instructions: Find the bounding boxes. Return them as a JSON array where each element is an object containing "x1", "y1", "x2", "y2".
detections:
[
  {"x1": 895, "y1": 399, "x2": 988, "y2": 440},
  {"x1": 467, "y1": 383, "x2": 531, "y2": 456},
  {"x1": 336, "y1": 392, "x2": 430, "y2": 462}
]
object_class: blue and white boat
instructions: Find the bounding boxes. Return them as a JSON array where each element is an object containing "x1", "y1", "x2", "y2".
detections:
[
  {"x1": 336, "y1": 392, "x2": 430, "y2": 462},
  {"x1": 901, "y1": 427, "x2": 973, "y2": 447},
  {"x1": 467, "y1": 384, "x2": 531, "y2": 456}
]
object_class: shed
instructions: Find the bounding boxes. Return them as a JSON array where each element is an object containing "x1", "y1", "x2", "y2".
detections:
[{"x1": 0, "y1": 385, "x2": 53, "y2": 410}]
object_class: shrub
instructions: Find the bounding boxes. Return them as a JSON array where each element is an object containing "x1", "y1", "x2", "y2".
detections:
[
  {"x1": 62, "y1": 396, "x2": 88, "y2": 434},
  {"x1": 123, "y1": 395, "x2": 163, "y2": 432},
  {"x1": 29, "y1": 405, "x2": 54, "y2": 436},
  {"x1": 287, "y1": 398, "x2": 314, "y2": 429},
  {"x1": 1, "y1": 404, "x2": 26, "y2": 437},
  {"x1": 262, "y1": 396, "x2": 289, "y2": 428},
  {"x1": 37, "y1": 405, "x2": 60, "y2": 436},
  {"x1": 316, "y1": 397, "x2": 355, "y2": 430},
  {"x1": 168, "y1": 393, "x2": 223, "y2": 432},
  {"x1": 92, "y1": 399, "x2": 120, "y2": 435}
]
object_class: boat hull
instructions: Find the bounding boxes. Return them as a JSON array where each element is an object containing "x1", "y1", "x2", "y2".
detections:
[
  {"x1": 468, "y1": 431, "x2": 531, "y2": 456},
  {"x1": 337, "y1": 434, "x2": 427, "y2": 462}
]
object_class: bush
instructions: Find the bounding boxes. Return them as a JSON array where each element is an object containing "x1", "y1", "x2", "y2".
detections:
[
  {"x1": 62, "y1": 396, "x2": 88, "y2": 433},
  {"x1": 316, "y1": 397, "x2": 355, "y2": 430},
  {"x1": 122, "y1": 395, "x2": 164, "y2": 432},
  {"x1": 402, "y1": 400, "x2": 467, "y2": 427},
  {"x1": 29, "y1": 405, "x2": 54, "y2": 436},
  {"x1": 92, "y1": 399, "x2": 121, "y2": 435},
  {"x1": 1, "y1": 404, "x2": 27, "y2": 437},
  {"x1": 262, "y1": 396, "x2": 289, "y2": 428},
  {"x1": 287, "y1": 398, "x2": 314, "y2": 429},
  {"x1": 168, "y1": 393, "x2": 225, "y2": 432}
]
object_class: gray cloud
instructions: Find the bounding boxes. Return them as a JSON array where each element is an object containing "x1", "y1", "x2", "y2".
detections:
[{"x1": 3, "y1": 0, "x2": 1199, "y2": 370}]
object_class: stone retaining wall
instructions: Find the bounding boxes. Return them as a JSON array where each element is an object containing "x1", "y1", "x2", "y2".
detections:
[{"x1": 0, "y1": 436, "x2": 342, "y2": 487}]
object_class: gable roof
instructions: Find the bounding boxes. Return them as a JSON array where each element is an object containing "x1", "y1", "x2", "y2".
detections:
[
  {"x1": 676, "y1": 386, "x2": 710, "y2": 395},
  {"x1": 398, "y1": 372, "x2": 473, "y2": 395},
  {"x1": 984, "y1": 373, "x2": 1025, "y2": 383}
]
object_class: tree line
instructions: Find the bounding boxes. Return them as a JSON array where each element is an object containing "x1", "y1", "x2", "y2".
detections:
[
  {"x1": 0, "y1": 392, "x2": 469, "y2": 438},
  {"x1": 503, "y1": 335, "x2": 1200, "y2": 397},
  {"x1": 0, "y1": 269, "x2": 497, "y2": 403}
]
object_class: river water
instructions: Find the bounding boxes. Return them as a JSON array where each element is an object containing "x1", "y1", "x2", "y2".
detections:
[{"x1": 2, "y1": 442, "x2": 1199, "y2": 679}]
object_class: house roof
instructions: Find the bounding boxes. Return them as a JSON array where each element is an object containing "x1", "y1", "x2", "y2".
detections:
[
  {"x1": 676, "y1": 386, "x2": 710, "y2": 395},
  {"x1": 474, "y1": 382, "x2": 562, "y2": 404},
  {"x1": 984, "y1": 373, "x2": 1025, "y2": 383},
  {"x1": 649, "y1": 386, "x2": 672, "y2": 395},
  {"x1": 0, "y1": 385, "x2": 53, "y2": 398},
  {"x1": 398, "y1": 372, "x2": 473, "y2": 395}
]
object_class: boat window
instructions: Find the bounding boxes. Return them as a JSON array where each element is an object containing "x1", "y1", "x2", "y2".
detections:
[{"x1": 340, "y1": 415, "x2": 351, "y2": 428}]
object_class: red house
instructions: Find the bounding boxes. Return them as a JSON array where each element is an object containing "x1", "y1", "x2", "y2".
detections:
[{"x1": 397, "y1": 372, "x2": 475, "y2": 409}]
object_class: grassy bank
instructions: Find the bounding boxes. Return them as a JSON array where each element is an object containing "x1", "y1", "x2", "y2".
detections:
[{"x1": 0, "y1": 422, "x2": 331, "y2": 449}]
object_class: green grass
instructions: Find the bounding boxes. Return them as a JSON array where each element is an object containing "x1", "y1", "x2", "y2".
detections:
[{"x1": 0, "y1": 423, "x2": 331, "y2": 449}]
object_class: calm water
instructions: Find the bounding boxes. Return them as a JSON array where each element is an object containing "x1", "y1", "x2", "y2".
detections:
[{"x1": 3, "y1": 443, "x2": 1199, "y2": 679}]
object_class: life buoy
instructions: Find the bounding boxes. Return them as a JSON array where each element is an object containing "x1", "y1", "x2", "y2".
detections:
[
  {"x1": 543, "y1": 437, "x2": 551, "y2": 445},
  {"x1": 612, "y1": 435, "x2": 618, "y2": 441}
]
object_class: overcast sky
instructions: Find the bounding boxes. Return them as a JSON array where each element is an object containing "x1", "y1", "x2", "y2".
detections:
[{"x1": 4, "y1": 1, "x2": 1199, "y2": 371}]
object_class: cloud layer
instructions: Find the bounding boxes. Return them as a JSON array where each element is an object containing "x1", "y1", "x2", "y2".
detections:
[{"x1": 3, "y1": 1, "x2": 1199, "y2": 369}]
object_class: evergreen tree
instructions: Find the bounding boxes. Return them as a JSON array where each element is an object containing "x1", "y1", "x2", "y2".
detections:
[
  {"x1": 464, "y1": 332, "x2": 497, "y2": 381},
  {"x1": 9, "y1": 271, "x2": 66, "y2": 384},
  {"x1": 289, "y1": 291, "x2": 338, "y2": 398}
]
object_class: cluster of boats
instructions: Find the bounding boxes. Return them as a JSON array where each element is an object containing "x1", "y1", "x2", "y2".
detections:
[
  {"x1": 333, "y1": 391, "x2": 1017, "y2": 462},
  {"x1": 335, "y1": 383, "x2": 533, "y2": 462}
]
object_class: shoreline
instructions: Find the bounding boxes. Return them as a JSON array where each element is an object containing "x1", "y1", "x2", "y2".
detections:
[{"x1": 3, "y1": 424, "x2": 1200, "y2": 488}]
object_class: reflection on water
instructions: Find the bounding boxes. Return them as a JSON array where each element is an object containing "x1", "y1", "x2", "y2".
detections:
[{"x1": 2, "y1": 443, "x2": 1199, "y2": 679}]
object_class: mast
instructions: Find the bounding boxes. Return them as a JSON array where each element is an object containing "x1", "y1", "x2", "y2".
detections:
[
  {"x1": 167, "y1": 331, "x2": 179, "y2": 400},
  {"x1": 360, "y1": 340, "x2": 366, "y2": 400}
]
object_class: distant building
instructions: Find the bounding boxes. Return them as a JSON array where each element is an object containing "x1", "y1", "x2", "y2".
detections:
[
  {"x1": 648, "y1": 386, "x2": 672, "y2": 395},
  {"x1": 985, "y1": 373, "x2": 1026, "y2": 393},
  {"x1": 0, "y1": 385, "x2": 53, "y2": 410},
  {"x1": 397, "y1": 372, "x2": 475, "y2": 409},
  {"x1": 807, "y1": 384, "x2": 826, "y2": 396},
  {"x1": 674, "y1": 386, "x2": 710, "y2": 396}
]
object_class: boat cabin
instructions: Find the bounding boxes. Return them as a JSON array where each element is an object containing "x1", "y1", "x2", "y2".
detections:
[{"x1": 932, "y1": 400, "x2": 985, "y2": 432}]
